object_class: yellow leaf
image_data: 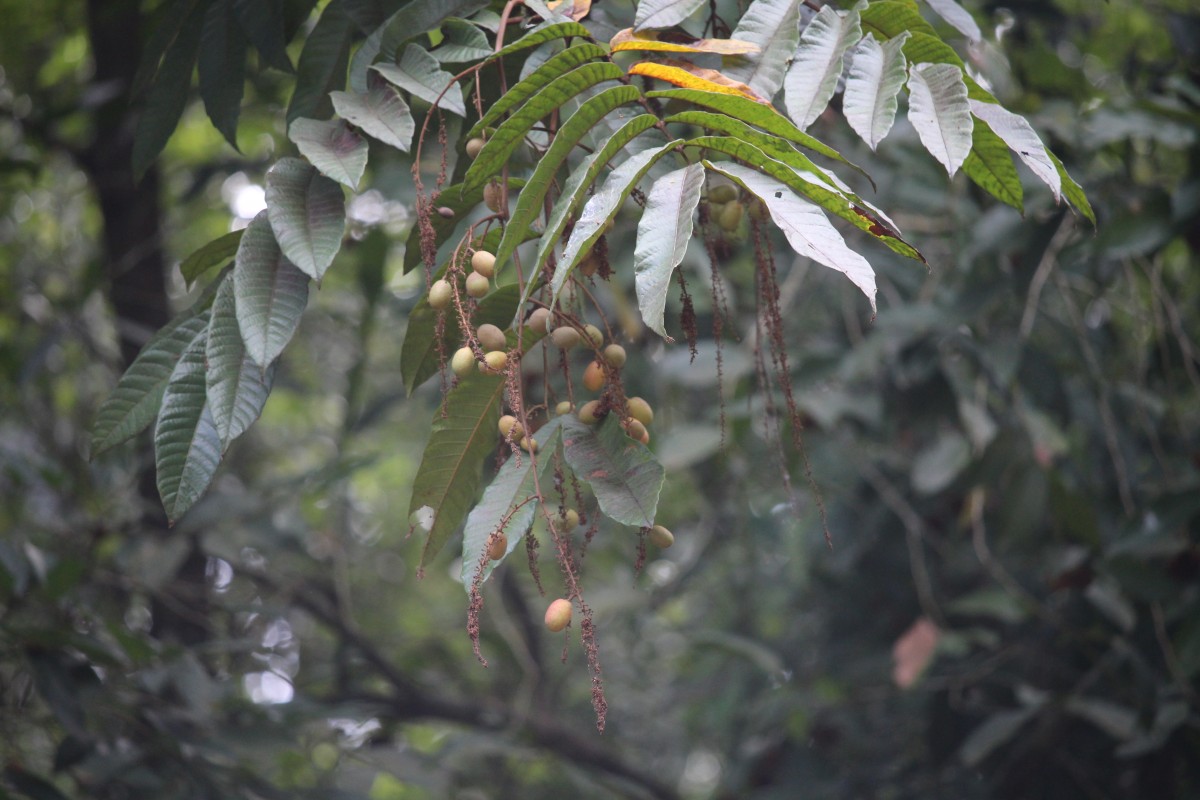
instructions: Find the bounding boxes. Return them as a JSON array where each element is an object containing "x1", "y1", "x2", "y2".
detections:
[
  {"x1": 609, "y1": 28, "x2": 759, "y2": 56},
  {"x1": 546, "y1": 0, "x2": 592, "y2": 21},
  {"x1": 628, "y1": 60, "x2": 770, "y2": 105}
]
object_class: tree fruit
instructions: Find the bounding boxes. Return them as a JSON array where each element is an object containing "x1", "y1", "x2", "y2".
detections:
[
  {"x1": 584, "y1": 324, "x2": 603, "y2": 348},
  {"x1": 551, "y1": 326, "x2": 581, "y2": 350},
  {"x1": 626, "y1": 396, "x2": 654, "y2": 426},
  {"x1": 519, "y1": 435, "x2": 538, "y2": 453},
  {"x1": 483, "y1": 181, "x2": 503, "y2": 213},
  {"x1": 436, "y1": 206, "x2": 455, "y2": 218},
  {"x1": 451, "y1": 347, "x2": 475, "y2": 378},
  {"x1": 476, "y1": 323, "x2": 506, "y2": 351},
  {"x1": 480, "y1": 350, "x2": 507, "y2": 372},
  {"x1": 749, "y1": 198, "x2": 769, "y2": 222},
  {"x1": 465, "y1": 271, "x2": 490, "y2": 298},
  {"x1": 625, "y1": 417, "x2": 649, "y2": 444},
  {"x1": 718, "y1": 200, "x2": 744, "y2": 232},
  {"x1": 488, "y1": 532, "x2": 508, "y2": 560},
  {"x1": 555, "y1": 401, "x2": 573, "y2": 415},
  {"x1": 465, "y1": 137, "x2": 486, "y2": 159},
  {"x1": 649, "y1": 524, "x2": 674, "y2": 548},
  {"x1": 578, "y1": 400, "x2": 601, "y2": 424},
  {"x1": 603, "y1": 344, "x2": 626, "y2": 368},
  {"x1": 527, "y1": 307, "x2": 551, "y2": 334},
  {"x1": 544, "y1": 598, "x2": 572, "y2": 632},
  {"x1": 498, "y1": 414, "x2": 523, "y2": 439},
  {"x1": 553, "y1": 508, "x2": 580, "y2": 530},
  {"x1": 709, "y1": 184, "x2": 737, "y2": 204},
  {"x1": 582, "y1": 360, "x2": 605, "y2": 392},
  {"x1": 471, "y1": 250, "x2": 496, "y2": 278},
  {"x1": 428, "y1": 279, "x2": 452, "y2": 310}
]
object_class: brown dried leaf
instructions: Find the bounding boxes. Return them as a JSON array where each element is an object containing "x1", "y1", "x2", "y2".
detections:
[{"x1": 892, "y1": 616, "x2": 940, "y2": 689}]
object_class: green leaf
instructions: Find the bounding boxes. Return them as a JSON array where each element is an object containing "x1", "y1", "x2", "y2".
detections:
[
  {"x1": 1049, "y1": 150, "x2": 1096, "y2": 226},
  {"x1": 460, "y1": 417, "x2": 565, "y2": 589},
  {"x1": 724, "y1": 0, "x2": 802, "y2": 100},
  {"x1": 287, "y1": 0, "x2": 354, "y2": 124},
  {"x1": 4, "y1": 763, "x2": 72, "y2": 800},
  {"x1": 968, "y1": 100, "x2": 1061, "y2": 202},
  {"x1": 961, "y1": 117, "x2": 1023, "y2": 212},
  {"x1": 706, "y1": 160, "x2": 877, "y2": 312},
  {"x1": 635, "y1": 163, "x2": 705, "y2": 339},
  {"x1": 550, "y1": 140, "x2": 683, "y2": 307},
  {"x1": 401, "y1": 177, "x2": 527, "y2": 274},
  {"x1": 154, "y1": 335, "x2": 223, "y2": 522},
  {"x1": 372, "y1": 44, "x2": 467, "y2": 116},
  {"x1": 91, "y1": 305, "x2": 214, "y2": 457},
  {"x1": 434, "y1": 19, "x2": 491, "y2": 63},
  {"x1": 265, "y1": 157, "x2": 346, "y2": 282},
  {"x1": 180, "y1": 230, "x2": 243, "y2": 286},
  {"x1": 646, "y1": 88, "x2": 864, "y2": 176},
  {"x1": 330, "y1": 73, "x2": 415, "y2": 151},
  {"x1": 463, "y1": 61, "x2": 625, "y2": 194},
  {"x1": 131, "y1": 0, "x2": 205, "y2": 98},
  {"x1": 132, "y1": 2, "x2": 205, "y2": 179},
  {"x1": 634, "y1": 0, "x2": 708, "y2": 31},
  {"x1": 784, "y1": 3, "x2": 862, "y2": 130},
  {"x1": 410, "y1": 369, "x2": 508, "y2": 565},
  {"x1": 843, "y1": 32, "x2": 910, "y2": 150},
  {"x1": 486, "y1": 21, "x2": 591, "y2": 63},
  {"x1": 234, "y1": 0, "x2": 294, "y2": 72},
  {"x1": 906, "y1": 62, "x2": 973, "y2": 177},
  {"x1": 348, "y1": 0, "x2": 488, "y2": 92},
  {"x1": 492, "y1": 85, "x2": 641, "y2": 276},
  {"x1": 288, "y1": 117, "x2": 369, "y2": 188},
  {"x1": 198, "y1": 0, "x2": 247, "y2": 150},
  {"x1": 466, "y1": 42, "x2": 608, "y2": 140},
  {"x1": 206, "y1": 277, "x2": 277, "y2": 448},
  {"x1": 234, "y1": 211, "x2": 310, "y2": 368},
  {"x1": 561, "y1": 416, "x2": 664, "y2": 528}
]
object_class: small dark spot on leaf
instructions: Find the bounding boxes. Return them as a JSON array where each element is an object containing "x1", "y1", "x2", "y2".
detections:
[{"x1": 774, "y1": 191, "x2": 782, "y2": 198}]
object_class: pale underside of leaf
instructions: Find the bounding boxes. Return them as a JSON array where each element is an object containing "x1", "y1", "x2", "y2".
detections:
[
  {"x1": 633, "y1": 0, "x2": 707, "y2": 31},
  {"x1": 923, "y1": 0, "x2": 982, "y2": 43},
  {"x1": 723, "y1": 0, "x2": 801, "y2": 101},
  {"x1": 233, "y1": 212, "x2": 311, "y2": 368},
  {"x1": 968, "y1": 99, "x2": 1062, "y2": 202},
  {"x1": 706, "y1": 161, "x2": 877, "y2": 313},
  {"x1": 154, "y1": 336, "x2": 223, "y2": 523},
  {"x1": 265, "y1": 157, "x2": 346, "y2": 282},
  {"x1": 561, "y1": 416, "x2": 665, "y2": 528},
  {"x1": 784, "y1": 4, "x2": 863, "y2": 130},
  {"x1": 206, "y1": 277, "x2": 276, "y2": 448},
  {"x1": 372, "y1": 44, "x2": 467, "y2": 116},
  {"x1": 635, "y1": 163, "x2": 705, "y2": 339},
  {"x1": 906, "y1": 62, "x2": 974, "y2": 178},
  {"x1": 288, "y1": 118, "x2": 369, "y2": 189},
  {"x1": 843, "y1": 32, "x2": 910, "y2": 150},
  {"x1": 329, "y1": 76, "x2": 415, "y2": 151}
]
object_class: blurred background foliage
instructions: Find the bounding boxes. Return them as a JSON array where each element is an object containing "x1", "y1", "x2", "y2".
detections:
[{"x1": 2, "y1": 0, "x2": 1199, "y2": 798}]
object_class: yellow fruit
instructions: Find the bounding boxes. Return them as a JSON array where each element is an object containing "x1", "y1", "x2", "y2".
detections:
[
  {"x1": 553, "y1": 508, "x2": 580, "y2": 530},
  {"x1": 544, "y1": 598, "x2": 572, "y2": 632},
  {"x1": 428, "y1": 279, "x2": 452, "y2": 310},
  {"x1": 451, "y1": 347, "x2": 476, "y2": 378},
  {"x1": 709, "y1": 184, "x2": 737, "y2": 204},
  {"x1": 625, "y1": 417, "x2": 649, "y2": 444},
  {"x1": 498, "y1": 414, "x2": 523, "y2": 439},
  {"x1": 471, "y1": 250, "x2": 496, "y2": 278},
  {"x1": 483, "y1": 181, "x2": 503, "y2": 213},
  {"x1": 465, "y1": 137, "x2": 486, "y2": 159},
  {"x1": 626, "y1": 396, "x2": 654, "y2": 426},
  {"x1": 649, "y1": 524, "x2": 674, "y2": 548},
  {"x1": 476, "y1": 323, "x2": 506, "y2": 351},
  {"x1": 465, "y1": 271, "x2": 490, "y2": 298},
  {"x1": 555, "y1": 401, "x2": 574, "y2": 415},
  {"x1": 578, "y1": 400, "x2": 601, "y2": 424},
  {"x1": 527, "y1": 307, "x2": 551, "y2": 334},
  {"x1": 520, "y1": 435, "x2": 538, "y2": 453},
  {"x1": 479, "y1": 350, "x2": 507, "y2": 372},
  {"x1": 584, "y1": 324, "x2": 604, "y2": 348},
  {"x1": 582, "y1": 361, "x2": 605, "y2": 392},
  {"x1": 718, "y1": 200, "x2": 744, "y2": 232},
  {"x1": 551, "y1": 326, "x2": 581, "y2": 350},
  {"x1": 603, "y1": 344, "x2": 626, "y2": 368},
  {"x1": 487, "y1": 532, "x2": 507, "y2": 560}
]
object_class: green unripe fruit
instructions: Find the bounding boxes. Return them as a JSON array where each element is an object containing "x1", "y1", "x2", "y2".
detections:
[
  {"x1": 582, "y1": 361, "x2": 605, "y2": 392},
  {"x1": 451, "y1": 347, "x2": 476, "y2": 378},
  {"x1": 527, "y1": 307, "x2": 551, "y2": 334},
  {"x1": 483, "y1": 181, "x2": 503, "y2": 213},
  {"x1": 465, "y1": 137, "x2": 486, "y2": 159},
  {"x1": 555, "y1": 401, "x2": 574, "y2": 416},
  {"x1": 465, "y1": 271, "x2": 490, "y2": 298},
  {"x1": 718, "y1": 200, "x2": 744, "y2": 232},
  {"x1": 577, "y1": 400, "x2": 601, "y2": 424},
  {"x1": 487, "y1": 532, "x2": 508, "y2": 560},
  {"x1": 498, "y1": 414, "x2": 523, "y2": 439},
  {"x1": 551, "y1": 326, "x2": 581, "y2": 350},
  {"x1": 471, "y1": 250, "x2": 496, "y2": 278},
  {"x1": 544, "y1": 598, "x2": 572, "y2": 632},
  {"x1": 519, "y1": 435, "x2": 538, "y2": 453},
  {"x1": 477, "y1": 323, "x2": 506, "y2": 352},
  {"x1": 584, "y1": 324, "x2": 604, "y2": 348},
  {"x1": 428, "y1": 279, "x2": 452, "y2": 310},
  {"x1": 649, "y1": 524, "x2": 674, "y2": 548},
  {"x1": 626, "y1": 396, "x2": 654, "y2": 426},
  {"x1": 708, "y1": 184, "x2": 737, "y2": 204},
  {"x1": 603, "y1": 344, "x2": 626, "y2": 368},
  {"x1": 749, "y1": 198, "x2": 769, "y2": 222},
  {"x1": 479, "y1": 350, "x2": 507, "y2": 372}
]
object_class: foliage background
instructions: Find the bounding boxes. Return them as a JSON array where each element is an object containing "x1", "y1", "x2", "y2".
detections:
[{"x1": 2, "y1": 1, "x2": 1199, "y2": 798}]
